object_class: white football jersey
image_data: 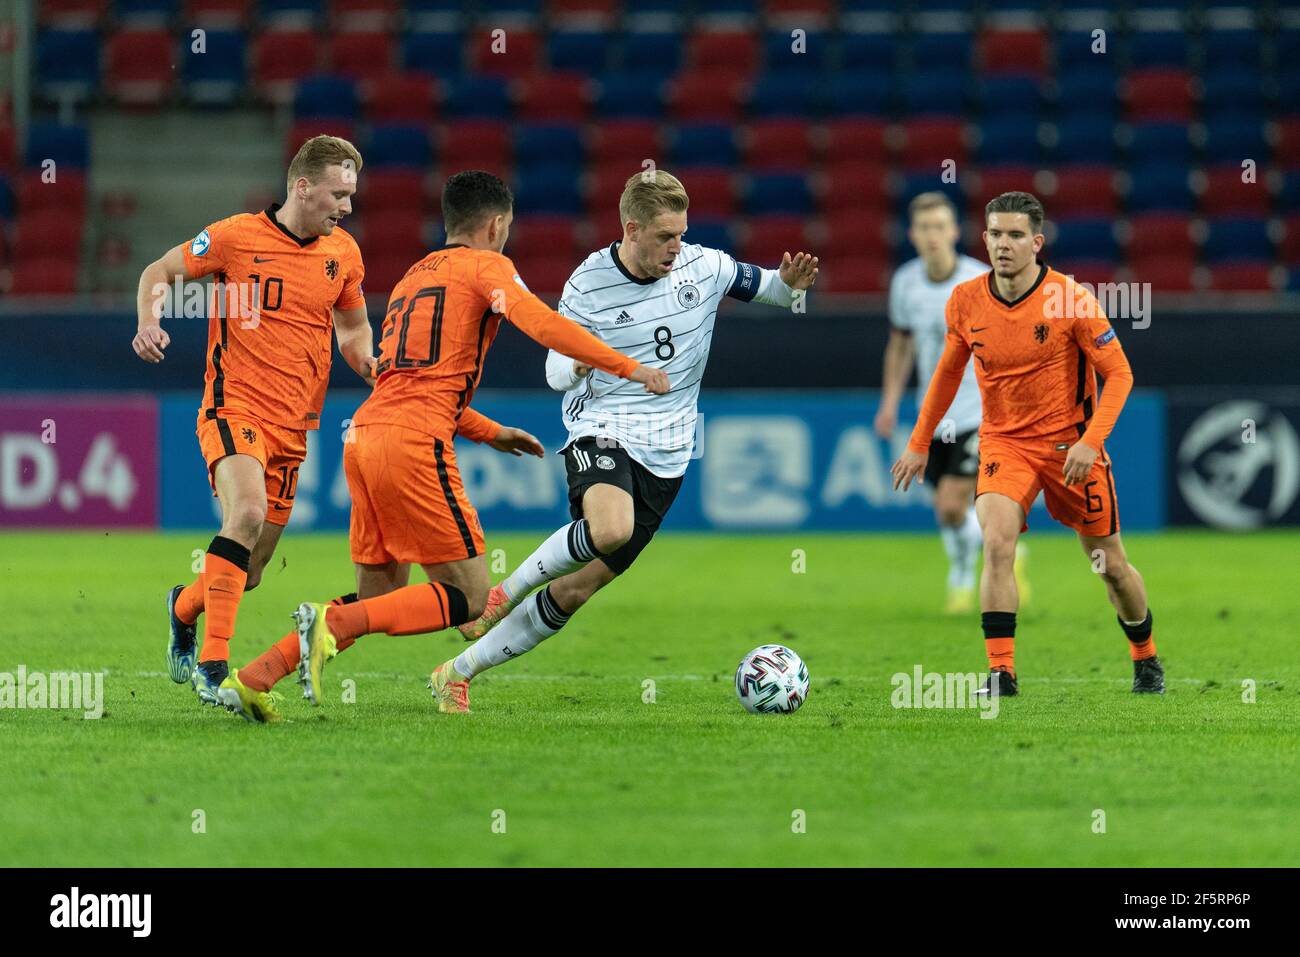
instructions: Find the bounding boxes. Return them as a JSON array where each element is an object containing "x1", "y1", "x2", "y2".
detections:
[
  {"x1": 549, "y1": 241, "x2": 791, "y2": 478},
  {"x1": 888, "y1": 255, "x2": 986, "y2": 437}
]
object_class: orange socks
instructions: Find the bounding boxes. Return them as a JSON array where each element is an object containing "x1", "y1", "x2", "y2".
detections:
[
  {"x1": 981, "y1": 611, "x2": 1017, "y2": 676},
  {"x1": 240, "y1": 593, "x2": 360, "y2": 692},
  {"x1": 197, "y1": 536, "x2": 250, "y2": 664},
  {"x1": 174, "y1": 574, "x2": 205, "y2": 625},
  {"x1": 326, "y1": 582, "x2": 470, "y2": 641},
  {"x1": 1119, "y1": 610, "x2": 1157, "y2": 661}
]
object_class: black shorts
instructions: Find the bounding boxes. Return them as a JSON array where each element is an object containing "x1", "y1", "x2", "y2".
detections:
[
  {"x1": 564, "y1": 436, "x2": 683, "y2": 575},
  {"x1": 924, "y1": 428, "x2": 980, "y2": 487}
]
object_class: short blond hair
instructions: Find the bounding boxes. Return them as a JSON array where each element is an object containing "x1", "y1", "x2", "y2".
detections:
[
  {"x1": 908, "y1": 191, "x2": 957, "y2": 222},
  {"x1": 619, "y1": 169, "x2": 689, "y2": 226},
  {"x1": 287, "y1": 135, "x2": 363, "y2": 191}
]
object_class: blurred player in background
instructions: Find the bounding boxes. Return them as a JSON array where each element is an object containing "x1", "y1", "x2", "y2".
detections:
[
  {"x1": 892, "y1": 191, "x2": 1164, "y2": 697},
  {"x1": 876, "y1": 191, "x2": 1006, "y2": 614},
  {"x1": 132, "y1": 135, "x2": 375, "y2": 706},
  {"x1": 444, "y1": 170, "x2": 819, "y2": 713},
  {"x1": 219, "y1": 170, "x2": 669, "y2": 721}
]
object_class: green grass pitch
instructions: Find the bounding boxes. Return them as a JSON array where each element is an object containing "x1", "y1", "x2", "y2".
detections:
[{"x1": 2, "y1": 528, "x2": 1297, "y2": 867}]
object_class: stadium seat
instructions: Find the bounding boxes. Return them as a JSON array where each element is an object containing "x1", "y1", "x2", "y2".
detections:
[
  {"x1": 1203, "y1": 29, "x2": 1261, "y2": 71},
  {"x1": 253, "y1": 30, "x2": 320, "y2": 99},
  {"x1": 328, "y1": 31, "x2": 395, "y2": 81},
  {"x1": 595, "y1": 73, "x2": 666, "y2": 119},
  {"x1": 8, "y1": 257, "x2": 79, "y2": 295},
  {"x1": 470, "y1": 27, "x2": 540, "y2": 78},
  {"x1": 1276, "y1": 172, "x2": 1300, "y2": 214},
  {"x1": 367, "y1": 124, "x2": 434, "y2": 168},
  {"x1": 740, "y1": 215, "x2": 808, "y2": 265},
  {"x1": 1207, "y1": 264, "x2": 1274, "y2": 291},
  {"x1": 1126, "y1": 31, "x2": 1187, "y2": 67},
  {"x1": 667, "y1": 72, "x2": 746, "y2": 123},
  {"x1": 515, "y1": 255, "x2": 578, "y2": 296},
  {"x1": 824, "y1": 119, "x2": 888, "y2": 162},
  {"x1": 587, "y1": 165, "x2": 636, "y2": 215},
  {"x1": 353, "y1": 209, "x2": 425, "y2": 258},
  {"x1": 979, "y1": 29, "x2": 1046, "y2": 76},
  {"x1": 1055, "y1": 68, "x2": 1118, "y2": 115},
  {"x1": 1201, "y1": 115, "x2": 1268, "y2": 167},
  {"x1": 1199, "y1": 166, "x2": 1272, "y2": 217},
  {"x1": 821, "y1": 254, "x2": 890, "y2": 292},
  {"x1": 1124, "y1": 213, "x2": 1194, "y2": 262},
  {"x1": 330, "y1": 0, "x2": 399, "y2": 29},
  {"x1": 14, "y1": 169, "x2": 88, "y2": 215},
  {"x1": 745, "y1": 120, "x2": 814, "y2": 172},
  {"x1": 974, "y1": 115, "x2": 1041, "y2": 165},
  {"x1": 401, "y1": 31, "x2": 465, "y2": 79},
  {"x1": 1049, "y1": 218, "x2": 1118, "y2": 263},
  {"x1": 682, "y1": 220, "x2": 733, "y2": 254},
  {"x1": 1051, "y1": 115, "x2": 1116, "y2": 164},
  {"x1": 260, "y1": 0, "x2": 326, "y2": 23},
  {"x1": 589, "y1": 120, "x2": 661, "y2": 166},
  {"x1": 293, "y1": 75, "x2": 359, "y2": 120},
  {"x1": 672, "y1": 168, "x2": 735, "y2": 217},
  {"x1": 899, "y1": 119, "x2": 967, "y2": 171},
  {"x1": 507, "y1": 215, "x2": 583, "y2": 259},
  {"x1": 1201, "y1": 70, "x2": 1265, "y2": 116},
  {"x1": 35, "y1": 29, "x2": 100, "y2": 100},
  {"x1": 976, "y1": 76, "x2": 1041, "y2": 115},
  {"x1": 1273, "y1": 119, "x2": 1300, "y2": 172},
  {"x1": 820, "y1": 159, "x2": 890, "y2": 212},
  {"x1": 621, "y1": 31, "x2": 683, "y2": 78},
  {"x1": 763, "y1": 30, "x2": 831, "y2": 74},
  {"x1": 1125, "y1": 163, "x2": 1194, "y2": 212},
  {"x1": 896, "y1": 176, "x2": 963, "y2": 217},
  {"x1": 687, "y1": 31, "x2": 759, "y2": 79},
  {"x1": 0, "y1": 126, "x2": 13, "y2": 174},
  {"x1": 911, "y1": 32, "x2": 972, "y2": 71},
  {"x1": 1052, "y1": 261, "x2": 1117, "y2": 286},
  {"x1": 514, "y1": 165, "x2": 583, "y2": 214},
  {"x1": 117, "y1": 0, "x2": 180, "y2": 21},
  {"x1": 825, "y1": 69, "x2": 893, "y2": 117},
  {"x1": 106, "y1": 29, "x2": 177, "y2": 105},
  {"x1": 1202, "y1": 218, "x2": 1273, "y2": 264},
  {"x1": 549, "y1": 0, "x2": 618, "y2": 18},
  {"x1": 186, "y1": 0, "x2": 253, "y2": 26},
  {"x1": 358, "y1": 169, "x2": 431, "y2": 215},
  {"x1": 747, "y1": 74, "x2": 823, "y2": 119},
  {"x1": 1123, "y1": 69, "x2": 1193, "y2": 122},
  {"x1": 24, "y1": 122, "x2": 90, "y2": 169},
  {"x1": 671, "y1": 125, "x2": 737, "y2": 167},
  {"x1": 441, "y1": 121, "x2": 511, "y2": 174},
  {"x1": 901, "y1": 69, "x2": 969, "y2": 116},
  {"x1": 183, "y1": 29, "x2": 246, "y2": 105},
  {"x1": 38, "y1": 0, "x2": 107, "y2": 25},
  {"x1": 547, "y1": 30, "x2": 609, "y2": 76},
  {"x1": 1279, "y1": 215, "x2": 1300, "y2": 266},
  {"x1": 514, "y1": 72, "x2": 590, "y2": 122},
  {"x1": 15, "y1": 210, "x2": 81, "y2": 258},
  {"x1": 1048, "y1": 166, "x2": 1117, "y2": 217},
  {"x1": 363, "y1": 254, "x2": 417, "y2": 295},
  {"x1": 365, "y1": 72, "x2": 438, "y2": 123},
  {"x1": 973, "y1": 166, "x2": 1039, "y2": 214},
  {"x1": 284, "y1": 119, "x2": 355, "y2": 163},
  {"x1": 744, "y1": 173, "x2": 812, "y2": 216},
  {"x1": 515, "y1": 125, "x2": 584, "y2": 168},
  {"x1": 822, "y1": 208, "x2": 887, "y2": 255},
  {"x1": 443, "y1": 75, "x2": 511, "y2": 118},
  {"x1": 1127, "y1": 252, "x2": 1195, "y2": 291},
  {"x1": 1053, "y1": 30, "x2": 1101, "y2": 72},
  {"x1": 1127, "y1": 123, "x2": 1190, "y2": 167},
  {"x1": 839, "y1": 31, "x2": 896, "y2": 73}
]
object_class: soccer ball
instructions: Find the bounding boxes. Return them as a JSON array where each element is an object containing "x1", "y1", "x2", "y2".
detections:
[{"x1": 734, "y1": 644, "x2": 810, "y2": 714}]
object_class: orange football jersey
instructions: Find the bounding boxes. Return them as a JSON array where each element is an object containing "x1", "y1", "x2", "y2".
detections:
[
  {"x1": 908, "y1": 265, "x2": 1134, "y2": 453},
  {"x1": 354, "y1": 244, "x2": 640, "y2": 437},
  {"x1": 182, "y1": 204, "x2": 365, "y2": 430}
]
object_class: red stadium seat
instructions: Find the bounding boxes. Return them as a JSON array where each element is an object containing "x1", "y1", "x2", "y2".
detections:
[
  {"x1": 1208, "y1": 264, "x2": 1275, "y2": 291},
  {"x1": 820, "y1": 159, "x2": 890, "y2": 211},
  {"x1": 1282, "y1": 215, "x2": 1300, "y2": 265},
  {"x1": 765, "y1": 0, "x2": 834, "y2": 17},
  {"x1": 1127, "y1": 252, "x2": 1196, "y2": 291},
  {"x1": 1052, "y1": 261, "x2": 1118, "y2": 286},
  {"x1": 0, "y1": 126, "x2": 15, "y2": 173},
  {"x1": 1048, "y1": 166, "x2": 1118, "y2": 217},
  {"x1": 821, "y1": 256, "x2": 890, "y2": 293},
  {"x1": 589, "y1": 121, "x2": 661, "y2": 166},
  {"x1": 363, "y1": 254, "x2": 415, "y2": 298},
  {"x1": 1123, "y1": 69, "x2": 1194, "y2": 122},
  {"x1": 38, "y1": 0, "x2": 106, "y2": 26},
  {"x1": 330, "y1": 0, "x2": 399, "y2": 30},
  {"x1": 353, "y1": 210, "x2": 426, "y2": 259},
  {"x1": 16, "y1": 169, "x2": 88, "y2": 214},
  {"x1": 254, "y1": 30, "x2": 321, "y2": 100},
  {"x1": 1199, "y1": 166, "x2": 1273, "y2": 216},
  {"x1": 14, "y1": 210, "x2": 82, "y2": 258},
  {"x1": 740, "y1": 215, "x2": 808, "y2": 264},
  {"x1": 1124, "y1": 213, "x2": 1195, "y2": 261},
  {"x1": 587, "y1": 164, "x2": 637, "y2": 216},
  {"x1": 186, "y1": 0, "x2": 251, "y2": 26},
  {"x1": 514, "y1": 255, "x2": 576, "y2": 297},
  {"x1": 9, "y1": 257, "x2": 79, "y2": 294},
  {"x1": 441, "y1": 121, "x2": 511, "y2": 174},
  {"x1": 284, "y1": 119, "x2": 356, "y2": 163},
  {"x1": 745, "y1": 120, "x2": 814, "y2": 172},
  {"x1": 328, "y1": 32, "x2": 395, "y2": 81},
  {"x1": 360, "y1": 169, "x2": 431, "y2": 215},
  {"x1": 676, "y1": 168, "x2": 736, "y2": 217},
  {"x1": 514, "y1": 72, "x2": 591, "y2": 122},
  {"x1": 822, "y1": 208, "x2": 887, "y2": 255},
  {"x1": 548, "y1": 0, "x2": 618, "y2": 21},
  {"x1": 365, "y1": 72, "x2": 438, "y2": 123},
  {"x1": 688, "y1": 31, "x2": 760, "y2": 79},
  {"x1": 106, "y1": 30, "x2": 177, "y2": 105},
  {"x1": 899, "y1": 119, "x2": 967, "y2": 171},
  {"x1": 508, "y1": 216, "x2": 583, "y2": 259},
  {"x1": 971, "y1": 166, "x2": 1039, "y2": 218},
  {"x1": 667, "y1": 72, "x2": 746, "y2": 123},
  {"x1": 980, "y1": 29, "x2": 1047, "y2": 77},
  {"x1": 471, "y1": 28, "x2": 541, "y2": 78},
  {"x1": 824, "y1": 118, "x2": 889, "y2": 163},
  {"x1": 1275, "y1": 119, "x2": 1300, "y2": 171}
]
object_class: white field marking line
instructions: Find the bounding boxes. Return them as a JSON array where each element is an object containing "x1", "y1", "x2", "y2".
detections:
[{"x1": 121, "y1": 669, "x2": 1220, "y2": 685}]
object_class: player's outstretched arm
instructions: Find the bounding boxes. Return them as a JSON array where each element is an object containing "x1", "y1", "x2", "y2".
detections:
[
  {"x1": 876, "y1": 327, "x2": 916, "y2": 438},
  {"x1": 545, "y1": 349, "x2": 589, "y2": 392},
  {"x1": 455, "y1": 407, "x2": 545, "y2": 457},
  {"x1": 333, "y1": 304, "x2": 377, "y2": 386},
  {"x1": 132, "y1": 243, "x2": 188, "y2": 363}
]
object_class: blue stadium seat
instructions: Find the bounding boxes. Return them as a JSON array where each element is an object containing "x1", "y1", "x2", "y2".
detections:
[
  {"x1": 977, "y1": 76, "x2": 1041, "y2": 114},
  {"x1": 260, "y1": 0, "x2": 326, "y2": 19},
  {"x1": 24, "y1": 123, "x2": 89, "y2": 169},
  {"x1": 549, "y1": 31, "x2": 609, "y2": 76},
  {"x1": 896, "y1": 175, "x2": 963, "y2": 216},
  {"x1": 911, "y1": 32, "x2": 973, "y2": 68},
  {"x1": 825, "y1": 69, "x2": 893, "y2": 116},
  {"x1": 1125, "y1": 163, "x2": 1193, "y2": 212},
  {"x1": 1203, "y1": 29, "x2": 1261, "y2": 70},
  {"x1": 1280, "y1": 71, "x2": 1300, "y2": 110},
  {"x1": 745, "y1": 174, "x2": 813, "y2": 216},
  {"x1": 1278, "y1": 172, "x2": 1300, "y2": 214},
  {"x1": 1128, "y1": 123, "x2": 1190, "y2": 166},
  {"x1": 402, "y1": 31, "x2": 465, "y2": 79},
  {"x1": 184, "y1": 30, "x2": 246, "y2": 104},
  {"x1": 1054, "y1": 31, "x2": 1105, "y2": 70},
  {"x1": 1050, "y1": 218, "x2": 1119, "y2": 263},
  {"x1": 117, "y1": 0, "x2": 180, "y2": 17},
  {"x1": 684, "y1": 220, "x2": 733, "y2": 254},
  {"x1": 515, "y1": 125, "x2": 584, "y2": 167},
  {"x1": 1052, "y1": 115, "x2": 1117, "y2": 163},
  {"x1": 1202, "y1": 115, "x2": 1269, "y2": 166},
  {"x1": 1055, "y1": 69, "x2": 1118, "y2": 113},
  {"x1": 1127, "y1": 31, "x2": 1187, "y2": 67},
  {"x1": 480, "y1": 0, "x2": 542, "y2": 14},
  {"x1": 901, "y1": 69, "x2": 970, "y2": 115},
  {"x1": 0, "y1": 175, "x2": 12, "y2": 219},
  {"x1": 367, "y1": 125, "x2": 433, "y2": 168},
  {"x1": 621, "y1": 31, "x2": 682, "y2": 78},
  {"x1": 671, "y1": 125, "x2": 736, "y2": 166},
  {"x1": 975, "y1": 115, "x2": 1042, "y2": 163},
  {"x1": 443, "y1": 75, "x2": 510, "y2": 117},
  {"x1": 1280, "y1": 28, "x2": 1300, "y2": 66},
  {"x1": 595, "y1": 73, "x2": 665, "y2": 119},
  {"x1": 763, "y1": 31, "x2": 831, "y2": 74},
  {"x1": 1203, "y1": 218, "x2": 1273, "y2": 263},
  {"x1": 839, "y1": 32, "x2": 897, "y2": 72},
  {"x1": 36, "y1": 30, "x2": 99, "y2": 91},
  {"x1": 513, "y1": 166, "x2": 583, "y2": 215},
  {"x1": 748, "y1": 73, "x2": 823, "y2": 118},
  {"x1": 1201, "y1": 69, "x2": 1265, "y2": 114},
  {"x1": 293, "y1": 75, "x2": 358, "y2": 120}
]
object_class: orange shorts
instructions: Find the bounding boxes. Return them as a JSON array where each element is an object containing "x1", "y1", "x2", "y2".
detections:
[
  {"x1": 344, "y1": 423, "x2": 485, "y2": 566},
  {"x1": 976, "y1": 432, "x2": 1121, "y2": 537},
  {"x1": 195, "y1": 410, "x2": 308, "y2": 526}
]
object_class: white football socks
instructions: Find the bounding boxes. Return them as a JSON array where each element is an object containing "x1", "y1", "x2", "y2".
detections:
[
  {"x1": 454, "y1": 588, "x2": 573, "y2": 679},
  {"x1": 500, "y1": 519, "x2": 601, "y2": 602},
  {"x1": 941, "y1": 506, "x2": 982, "y2": 590}
]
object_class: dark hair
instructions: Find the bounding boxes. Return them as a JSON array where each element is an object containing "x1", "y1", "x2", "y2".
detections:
[
  {"x1": 441, "y1": 170, "x2": 514, "y2": 236},
  {"x1": 984, "y1": 191, "x2": 1045, "y2": 233}
]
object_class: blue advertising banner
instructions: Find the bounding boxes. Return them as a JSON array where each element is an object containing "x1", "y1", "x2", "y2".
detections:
[{"x1": 159, "y1": 390, "x2": 1166, "y2": 532}]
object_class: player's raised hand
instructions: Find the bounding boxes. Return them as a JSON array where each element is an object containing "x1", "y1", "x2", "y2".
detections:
[
  {"x1": 1063, "y1": 441, "x2": 1098, "y2": 487},
  {"x1": 490, "y1": 426, "x2": 545, "y2": 457},
  {"x1": 779, "y1": 251, "x2": 819, "y2": 290},
  {"x1": 891, "y1": 448, "x2": 929, "y2": 492},
  {"x1": 631, "y1": 365, "x2": 670, "y2": 394},
  {"x1": 133, "y1": 325, "x2": 170, "y2": 363}
]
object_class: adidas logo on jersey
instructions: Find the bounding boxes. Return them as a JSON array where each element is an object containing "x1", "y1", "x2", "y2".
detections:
[{"x1": 614, "y1": 310, "x2": 634, "y2": 324}]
